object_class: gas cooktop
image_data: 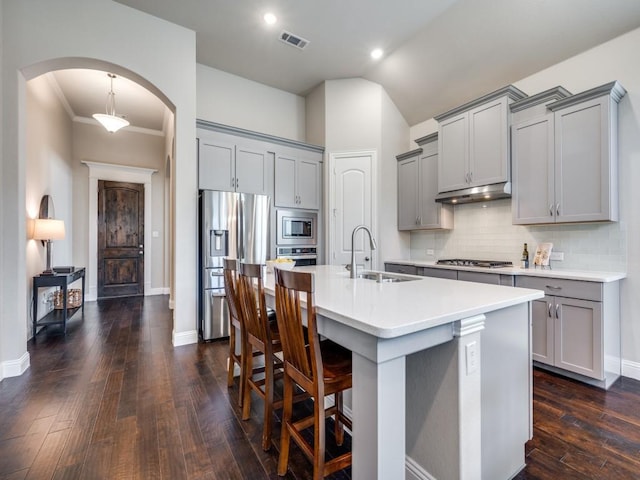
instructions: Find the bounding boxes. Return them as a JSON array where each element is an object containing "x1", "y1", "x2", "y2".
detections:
[{"x1": 436, "y1": 259, "x2": 513, "y2": 268}]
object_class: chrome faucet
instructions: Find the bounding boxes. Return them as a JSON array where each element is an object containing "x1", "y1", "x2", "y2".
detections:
[{"x1": 349, "y1": 225, "x2": 377, "y2": 278}]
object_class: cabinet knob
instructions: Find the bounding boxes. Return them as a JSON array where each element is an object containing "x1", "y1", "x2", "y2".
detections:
[{"x1": 365, "y1": 256, "x2": 370, "y2": 262}]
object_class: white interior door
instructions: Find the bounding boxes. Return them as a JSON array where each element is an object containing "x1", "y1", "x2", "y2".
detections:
[{"x1": 329, "y1": 151, "x2": 376, "y2": 271}]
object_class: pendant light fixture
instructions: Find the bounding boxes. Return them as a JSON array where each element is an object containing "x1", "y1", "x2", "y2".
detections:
[{"x1": 93, "y1": 73, "x2": 130, "y2": 133}]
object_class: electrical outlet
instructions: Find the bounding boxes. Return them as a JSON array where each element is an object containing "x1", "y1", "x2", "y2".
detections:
[
  {"x1": 550, "y1": 251, "x2": 564, "y2": 261},
  {"x1": 465, "y1": 341, "x2": 478, "y2": 375}
]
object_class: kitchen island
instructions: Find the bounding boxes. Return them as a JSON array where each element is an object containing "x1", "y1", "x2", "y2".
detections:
[{"x1": 262, "y1": 265, "x2": 543, "y2": 480}]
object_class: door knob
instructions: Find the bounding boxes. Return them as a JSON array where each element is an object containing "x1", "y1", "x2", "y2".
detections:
[{"x1": 365, "y1": 256, "x2": 370, "y2": 261}]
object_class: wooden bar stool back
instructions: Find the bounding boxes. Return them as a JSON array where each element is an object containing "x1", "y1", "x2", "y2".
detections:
[
  {"x1": 274, "y1": 268, "x2": 352, "y2": 479},
  {"x1": 223, "y1": 257, "x2": 245, "y2": 405},
  {"x1": 237, "y1": 262, "x2": 284, "y2": 451}
]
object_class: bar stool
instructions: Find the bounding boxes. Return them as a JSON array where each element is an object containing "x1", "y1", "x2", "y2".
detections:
[
  {"x1": 223, "y1": 258, "x2": 246, "y2": 406},
  {"x1": 274, "y1": 268, "x2": 352, "y2": 479},
  {"x1": 237, "y1": 262, "x2": 285, "y2": 451}
]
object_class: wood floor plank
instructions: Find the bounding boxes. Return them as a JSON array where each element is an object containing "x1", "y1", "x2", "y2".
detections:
[
  {"x1": 25, "y1": 428, "x2": 70, "y2": 480},
  {"x1": 3, "y1": 296, "x2": 640, "y2": 480}
]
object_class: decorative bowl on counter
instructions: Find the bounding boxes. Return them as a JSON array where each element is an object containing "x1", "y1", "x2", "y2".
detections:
[{"x1": 266, "y1": 259, "x2": 295, "y2": 273}]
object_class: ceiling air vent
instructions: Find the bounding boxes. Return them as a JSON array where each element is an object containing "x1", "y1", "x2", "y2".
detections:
[{"x1": 279, "y1": 30, "x2": 310, "y2": 50}]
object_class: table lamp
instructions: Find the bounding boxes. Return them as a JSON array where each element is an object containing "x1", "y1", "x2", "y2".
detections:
[{"x1": 32, "y1": 218, "x2": 66, "y2": 275}]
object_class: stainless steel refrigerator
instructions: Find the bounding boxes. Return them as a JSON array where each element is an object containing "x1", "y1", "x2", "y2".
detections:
[{"x1": 199, "y1": 190, "x2": 270, "y2": 340}]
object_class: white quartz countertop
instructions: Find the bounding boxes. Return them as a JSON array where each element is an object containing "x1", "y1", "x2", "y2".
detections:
[
  {"x1": 263, "y1": 265, "x2": 543, "y2": 339},
  {"x1": 385, "y1": 259, "x2": 626, "y2": 283}
]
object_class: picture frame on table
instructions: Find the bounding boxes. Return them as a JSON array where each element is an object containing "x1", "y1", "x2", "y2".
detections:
[{"x1": 533, "y1": 242, "x2": 553, "y2": 268}]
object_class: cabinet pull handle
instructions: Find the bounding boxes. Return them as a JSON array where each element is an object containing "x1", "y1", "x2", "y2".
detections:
[
  {"x1": 556, "y1": 203, "x2": 560, "y2": 216},
  {"x1": 549, "y1": 204, "x2": 554, "y2": 216},
  {"x1": 469, "y1": 172, "x2": 473, "y2": 183},
  {"x1": 555, "y1": 304, "x2": 560, "y2": 319},
  {"x1": 236, "y1": 178, "x2": 239, "y2": 189},
  {"x1": 231, "y1": 177, "x2": 235, "y2": 188},
  {"x1": 546, "y1": 285, "x2": 562, "y2": 290},
  {"x1": 548, "y1": 303, "x2": 553, "y2": 318}
]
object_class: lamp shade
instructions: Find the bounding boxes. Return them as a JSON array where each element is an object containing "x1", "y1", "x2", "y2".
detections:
[
  {"x1": 92, "y1": 113, "x2": 130, "y2": 133},
  {"x1": 32, "y1": 218, "x2": 66, "y2": 241}
]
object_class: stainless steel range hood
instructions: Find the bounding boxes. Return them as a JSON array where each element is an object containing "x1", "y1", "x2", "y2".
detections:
[{"x1": 435, "y1": 182, "x2": 511, "y2": 204}]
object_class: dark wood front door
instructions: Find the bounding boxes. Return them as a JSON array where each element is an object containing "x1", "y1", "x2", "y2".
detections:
[{"x1": 98, "y1": 180, "x2": 144, "y2": 298}]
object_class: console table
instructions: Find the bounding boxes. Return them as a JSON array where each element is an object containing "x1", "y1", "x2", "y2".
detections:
[{"x1": 33, "y1": 268, "x2": 85, "y2": 339}]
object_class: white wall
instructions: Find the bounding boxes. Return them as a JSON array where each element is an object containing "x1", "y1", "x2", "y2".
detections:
[
  {"x1": 72, "y1": 122, "x2": 167, "y2": 291},
  {"x1": 312, "y1": 78, "x2": 410, "y2": 267},
  {"x1": 196, "y1": 64, "x2": 306, "y2": 141},
  {"x1": 381, "y1": 89, "x2": 411, "y2": 262},
  {"x1": 409, "y1": 27, "x2": 640, "y2": 370},
  {"x1": 305, "y1": 82, "x2": 326, "y2": 147},
  {"x1": 25, "y1": 75, "x2": 74, "y2": 333},
  {"x1": 1, "y1": 0, "x2": 197, "y2": 376},
  {"x1": 0, "y1": 0, "x2": 4, "y2": 379}
]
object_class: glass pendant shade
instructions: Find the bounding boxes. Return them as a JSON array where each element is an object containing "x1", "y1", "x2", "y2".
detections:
[
  {"x1": 93, "y1": 73, "x2": 129, "y2": 133},
  {"x1": 93, "y1": 113, "x2": 130, "y2": 133}
]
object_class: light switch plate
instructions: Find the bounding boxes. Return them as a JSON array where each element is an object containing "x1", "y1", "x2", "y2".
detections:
[
  {"x1": 550, "y1": 251, "x2": 564, "y2": 261},
  {"x1": 465, "y1": 341, "x2": 478, "y2": 375}
]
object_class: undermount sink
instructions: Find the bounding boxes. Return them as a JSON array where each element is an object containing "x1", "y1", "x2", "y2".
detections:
[{"x1": 357, "y1": 271, "x2": 419, "y2": 283}]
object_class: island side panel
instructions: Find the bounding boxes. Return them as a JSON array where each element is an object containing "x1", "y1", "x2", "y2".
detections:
[
  {"x1": 406, "y1": 304, "x2": 531, "y2": 480},
  {"x1": 405, "y1": 323, "x2": 484, "y2": 480},
  {"x1": 352, "y1": 353, "x2": 406, "y2": 480},
  {"x1": 480, "y1": 303, "x2": 531, "y2": 479}
]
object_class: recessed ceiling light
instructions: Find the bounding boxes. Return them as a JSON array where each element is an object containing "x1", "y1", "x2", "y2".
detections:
[
  {"x1": 371, "y1": 48, "x2": 384, "y2": 60},
  {"x1": 264, "y1": 13, "x2": 277, "y2": 25}
]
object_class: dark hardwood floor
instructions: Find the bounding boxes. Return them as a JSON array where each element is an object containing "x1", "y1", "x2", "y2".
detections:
[{"x1": 0, "y1": 295, "x2": 639, "y2": 479}]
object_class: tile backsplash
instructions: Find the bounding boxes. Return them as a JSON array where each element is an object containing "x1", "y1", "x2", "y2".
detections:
[{"x1": 410, "y1": 199, "x2": 627, "y2": 272}]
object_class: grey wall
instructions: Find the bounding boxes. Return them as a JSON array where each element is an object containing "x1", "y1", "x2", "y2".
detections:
[{"x1": 72, "y1": 122, "x2": 167, "y2": 291}]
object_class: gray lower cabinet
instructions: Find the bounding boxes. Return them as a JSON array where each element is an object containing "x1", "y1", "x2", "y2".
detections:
[
  {"x1": 384, "y1": 263, "x2": 418, "y2": 276},
  {"x1": 512, "y1": 81, "x2": 625, "y2": 224},
  {"x1": 458, "y1": 270, "x2": 514, "y2": 286},
  {"x1": 516, "y1": 276, "x2": 620, "y2": 389},
  {"x1": 420, "y1": 267, "x2": 457, "y2": 280}
]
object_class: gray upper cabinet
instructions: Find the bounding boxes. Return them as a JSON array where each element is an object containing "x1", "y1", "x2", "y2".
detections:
[
  {"x1": 512, "y1": 82, "x2": 626, "y2": 224},
  {"x1": 274, "y1": 153, "x2": 321, "y2": 210},
  {"x1": 435, "y1": 86, "x2": 527, "y2": 194},
  {"x1": 198, "y1": 138, "x2": 270, "y2": 195},
  {"x1": 397, "y1": 134, "x2": 453, "y2": 230}
]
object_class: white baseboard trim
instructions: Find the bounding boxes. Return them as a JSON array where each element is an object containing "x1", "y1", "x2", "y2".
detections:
[
  {"x1": 146, "y1": 287, "x2": 170, "y2": 296},
  {"x1": 1, "y1": 352, "x2": 31, "y2": 381},
  {"x1": 406, "y1": 455, "x2": 437, "y2": 480},
  {"x1": 172, "y1": 329, "x2": 198, "y2": 347},
  {"x1": 622, "y1": 359, "x2": 640, "y2": 381}
]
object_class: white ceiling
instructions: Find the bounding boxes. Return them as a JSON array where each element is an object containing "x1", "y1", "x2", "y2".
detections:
[{"x1": 47, "y1": 0, "x2": 640, "y2": 132}]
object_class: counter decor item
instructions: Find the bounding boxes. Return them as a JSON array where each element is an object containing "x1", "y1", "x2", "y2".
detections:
[
  {"x1": 533, "y1": 242, "x2": 553, "y2": 268},
  {"x1": 521, "y1": 243, "x2": 529, "y2": 269}
]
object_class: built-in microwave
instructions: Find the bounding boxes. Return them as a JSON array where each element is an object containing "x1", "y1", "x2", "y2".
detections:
[{"x1": 276, "y1": 209, "x2": 317, "y2": 246}]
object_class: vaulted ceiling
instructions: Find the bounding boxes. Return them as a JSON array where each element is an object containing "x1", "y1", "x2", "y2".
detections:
[{"x1": 47, "y1": 0, "x2": 640, "y2": 132}]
